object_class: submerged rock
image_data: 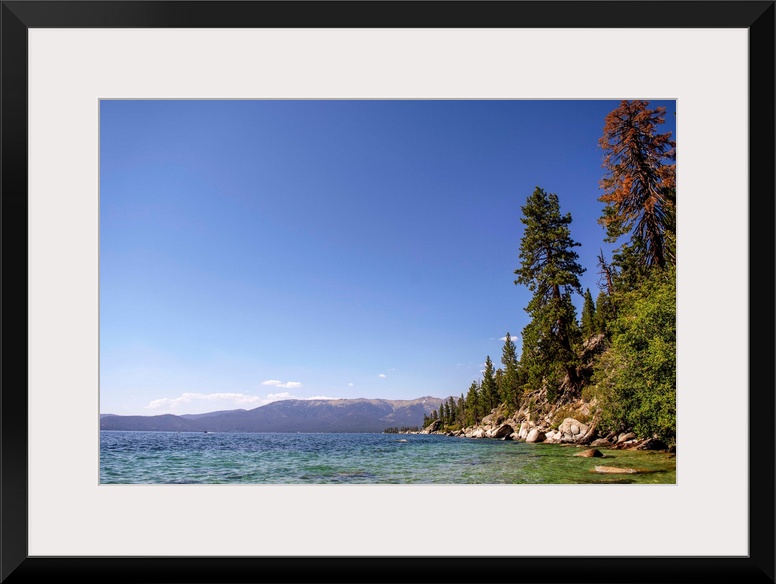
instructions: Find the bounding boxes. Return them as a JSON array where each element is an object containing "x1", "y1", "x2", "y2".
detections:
[
  {"x1": 594, "y1": 465, "x2": 640, "y2": 474},
  {"x1": 574, "y1": 448, "x2": 604, "y2": 458}
]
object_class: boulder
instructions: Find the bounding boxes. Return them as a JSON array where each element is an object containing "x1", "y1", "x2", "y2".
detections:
[
  {"x1": 471, "y1": 428, "x2": 486, "y2": 439},
  {"x1": 617, "y1": 432, "x2": 637, "y2": 444},
  {"x1": 590, "y1": 438, "x2": 612, "y2": 448},
  {"x1": 525, "y1": 429, "x2": 546, "y2": 443},
  {"x1": 558, "y1": 418, "x2": 589, "y2": 443},
  {"x1": 574, "y1": 448, "x2": 604, "y2": 458},
  {"x1": 637, "y1": 438, "x2": 668, "y2": 451},
  {"x1": 492, "y1": 424, "x2": 514, "y2": 439},
  {"x1": 420, "y1": 420, "x2": 442, "y2": 434},
  {"x1": 518, "y1": 422, "x2": 530, "y2": 440}
]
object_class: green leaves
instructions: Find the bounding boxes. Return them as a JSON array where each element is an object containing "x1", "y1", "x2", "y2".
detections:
[{"x1": 588, "y1": 267, "x2": 676, "y2": 445}]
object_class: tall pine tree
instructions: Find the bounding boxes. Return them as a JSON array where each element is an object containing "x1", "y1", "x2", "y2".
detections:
[
  {"x1": 465, "y1": 380, "x2": 481, "y2": 425},
  {"x1": 500, "y1": 332, "x2": 520, "y2": 411},
  {"x1": 481, "y1": 356, "x2": 499, "y2": 414},
  {"x1": 580, "y1": 288, "x2": 597, "y2": 338},
  {"x1": 599, "y1": 100, "x2": 676, "y2": 271},
  {"x1": 515, "y1": 187, "x2": 585, "y2": 401}
]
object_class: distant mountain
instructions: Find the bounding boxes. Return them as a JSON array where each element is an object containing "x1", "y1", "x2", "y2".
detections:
[
  {"x1": 179, "y1": 409, "x2": 248, "y2": 420},
  {"x1": 100, "y1": 396, "x2": 446, "y2": 433}
]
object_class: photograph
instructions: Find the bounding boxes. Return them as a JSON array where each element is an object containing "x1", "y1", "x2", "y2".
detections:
[
  {"x1": 99, "y1": 99, "x2": 678, "y2": 485},
  {"x1": 3, "y1": 0, "x2": 772, "y2": 582}
]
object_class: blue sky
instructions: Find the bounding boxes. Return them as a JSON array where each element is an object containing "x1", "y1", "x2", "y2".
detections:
[{"x1": 99, "y1": 99, "x2": 676, "y2": 415}]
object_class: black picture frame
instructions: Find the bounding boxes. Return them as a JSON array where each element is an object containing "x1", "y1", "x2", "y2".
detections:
[{"x1": 1, "y1": 2, "x2": 773, "y2": 583}]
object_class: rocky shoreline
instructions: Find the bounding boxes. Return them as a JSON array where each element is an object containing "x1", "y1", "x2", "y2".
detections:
[{"x1": 410, "y1": 398, "x2": 675, "y2": 455}]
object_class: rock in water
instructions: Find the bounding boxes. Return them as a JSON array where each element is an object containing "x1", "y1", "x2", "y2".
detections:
[
  {"x1": 574, "y1": 448, "x2": 604, "y2": 458},
  {"x1": 594, "y1": 465, "x2": 640, "y2": 474}
]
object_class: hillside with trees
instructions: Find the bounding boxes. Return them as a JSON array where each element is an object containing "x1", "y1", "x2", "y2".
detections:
[{"x1": 422, "y1": 100, "x2": 676, "y2": 448}]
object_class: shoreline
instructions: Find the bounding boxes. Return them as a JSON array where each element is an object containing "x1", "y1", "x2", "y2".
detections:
[{"x1": 408, "y1": 405, "x2": 676, "y2": 455}]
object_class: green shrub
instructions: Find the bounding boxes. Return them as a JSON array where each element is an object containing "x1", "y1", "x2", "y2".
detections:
[{"x1": 589, "y1": 267, "x2": 676, "y2": 445}]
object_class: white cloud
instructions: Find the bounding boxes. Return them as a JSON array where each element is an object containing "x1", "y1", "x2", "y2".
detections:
[
  {"x1": 146, "y1": 392, "x2": 266, "y2": 411},
  {"x1": 145, "y1": 390, "x2": 339, "y2": 415},
  {"x1": 378, "y1": 374, "x2": 386, "y2": 378},
  {"x1": 348, "y1": 383, "x2": 354, "y2": 387},
  {"x1": 262, "y1": 379, "x2": 303, "y2": 389}
]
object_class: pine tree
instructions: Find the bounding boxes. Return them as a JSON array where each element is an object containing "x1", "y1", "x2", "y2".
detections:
[
  {"x1": 447, "y1": 396, "x2": 456, "y2": 425},
  {"x1": 481, "y1": 356, "x2": 499, "y2": 414},
  {"x1": 495, "y1": 368, "x2": 504, "y2": 404},
  {"x1": 594, "y1": 289, "x2": 616, "y2": 336},
  {"x1": 515, "y1": 187, "x2": 585, "y2": 400},
  {"x1": 599, "y1": 100, "x2": 676, "y2": 270},
  {"x1": 580, "y1": 288, "x2": 597, "y2": 338},
  {"x1": 500, "y1": 332, "x2": 520, "y2": 411},
  {"x1": 465, "y1": 381, "x2": 481, "y2": 426}
]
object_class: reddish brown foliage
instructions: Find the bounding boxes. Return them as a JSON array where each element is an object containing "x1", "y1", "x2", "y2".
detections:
[{"x1": 599, "y1": 100, "x2": 676, "y2": 268}]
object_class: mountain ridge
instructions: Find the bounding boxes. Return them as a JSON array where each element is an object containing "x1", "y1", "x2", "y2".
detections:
[{"x1": 100, "y1": 396, "x2": 447, "y2": 433}]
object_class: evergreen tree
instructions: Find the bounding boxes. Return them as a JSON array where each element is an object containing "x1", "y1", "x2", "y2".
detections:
[
  {"x1": 580, "y1": 288, "x2": 597, "y2": 338},
  {"x1": 594, "y1": 289, "x2": 617, "y2": 336},
  {"x1": 465, "y1": 380, "x2": 481, "y2": 425},
  {"x1": 515, "y1": 187, "x2": 585, "y2": 400},
  {"x1": 599, "y1": 100, "x2": 676, "y2": 270},
  {"x1": 500, "y1": 332, "x2": 520, "y2": 411},
  {"x1": 448, "y1": 397, "x2": 456, "y2": 424},
  {"x1": 481, "y1": 356, "x2": 499, "y2": 414}
]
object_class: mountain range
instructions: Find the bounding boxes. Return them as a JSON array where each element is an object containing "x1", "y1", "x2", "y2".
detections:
[{"x1": 100, "y1": 396, "x2": 445, "y2": 433}]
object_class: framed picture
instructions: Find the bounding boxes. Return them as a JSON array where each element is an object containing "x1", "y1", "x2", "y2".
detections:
[{"x1": 2, "y1": 1, "x2": 773, "y2": 583}]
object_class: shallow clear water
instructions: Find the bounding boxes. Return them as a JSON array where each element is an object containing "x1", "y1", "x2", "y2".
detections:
[{"x1": 100, "y1": 431, "x2": 676, "y2": 484}]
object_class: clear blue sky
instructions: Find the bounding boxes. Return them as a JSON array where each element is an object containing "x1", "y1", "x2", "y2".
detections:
[{"x1": 99, "y1": 99, "x2": 676, "y2": 415}]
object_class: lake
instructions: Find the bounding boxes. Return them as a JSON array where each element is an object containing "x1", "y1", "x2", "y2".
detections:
[{"x1": 100, "y1": 430, "x2": 676, "y2": 484}]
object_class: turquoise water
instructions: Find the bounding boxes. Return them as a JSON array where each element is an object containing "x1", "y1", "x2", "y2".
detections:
[{"x1": 100, "y1": 431, "x2": 676, "y2": 484}]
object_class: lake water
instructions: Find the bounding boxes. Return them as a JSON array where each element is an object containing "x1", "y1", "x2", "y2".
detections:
[{"x1": 100, "y1": 431, "x2": 676, "y2": 484}]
